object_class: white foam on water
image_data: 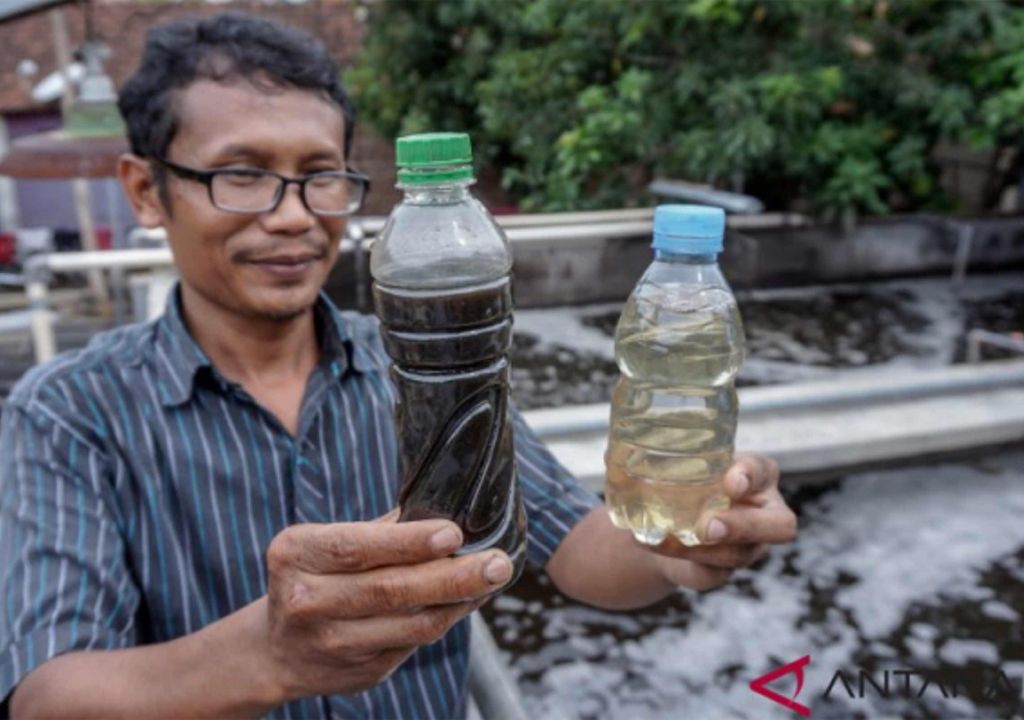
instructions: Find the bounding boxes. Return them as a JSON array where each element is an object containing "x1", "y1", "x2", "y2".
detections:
[
  {"x1": 517, "y1": 451, "x2": 1024, "y2": 719},
  {"x1": 514, "y1": 305, "x2": 617, "y2": 359},
  {"x1": 514, "y1": 273, "x2": 1024, "y2": 390},
  {"x1": 502, "y1": 272, "x2": 1024, "y2": 717},
  {"x1": 937, "y1": 639, "x2": 1002, "y2": 666},
  {"x1": 981, "y1": 600, "x2": 1019, "y2": 623}
]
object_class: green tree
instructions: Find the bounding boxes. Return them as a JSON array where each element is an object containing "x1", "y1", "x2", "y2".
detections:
[{"x1": 348, "y1": 0, "x2": 1020, "y2": 220}]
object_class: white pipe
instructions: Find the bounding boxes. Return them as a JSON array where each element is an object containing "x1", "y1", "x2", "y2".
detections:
[
  {"x1": 27, "y1": 279, "x2": 55, "y2": 363},
  {"x1": 350, "y1": 210, "x2": 809, "y2": 237},
  {"x1": 507, "y1": 220, "x2": 652, "y2": 245},
  {"x1": 27, "y1": 247, "x2": 174, "y2": 274},
  {"x1": 24, "y1": 239, "x2": 367, "y2": 275},
  {"x1": 494, "y1": 207, "x2": 654, "y2": 227},
  {"x1": 24, "y1": 218, "x2": 657, "y2": 277},
  {"x1": 967, "y1": 329, "x2": 1024, "y2": 363},
  {"x1": 127, "y1": 226, "x2": 168, "y2": 247},
  {"x1": 952, "y1": 224, "x2": 974, "y2": 286},
  {"x1": 51, "y1": 211, "x2": 810, "y2": 275},
  {"x1": 525, "y1": 360, "x2": 1024, "y2": 439},
  {"x1": 468, "y1": 613, "x2": 529, "y2": 720},
  {"x1": 0, "y1": 117, "x2": 20, "y2": 232},
  {"x1": 350, "y1": 208, "x2": 658, "y2": 235},
  {"x1": 648, "y1": 178, "x2": 765, "y2": 214},
  {"x1": 49, "y1": 7, "x2": 108, "y2": 308},
  {"x1": 0, "y1": 273, "x2": 26, "y2": 286}
]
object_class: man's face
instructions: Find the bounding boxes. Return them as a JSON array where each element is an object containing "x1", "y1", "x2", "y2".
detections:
[{"x1": 158, "y1": 79, "x2": 347, "y2": 322}]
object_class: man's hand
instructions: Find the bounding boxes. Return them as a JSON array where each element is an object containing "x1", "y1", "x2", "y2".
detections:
[
  {"x1": 652, "y1": 453, "x2": 797, "y2": 591},
  {"x1": 261, "y1": 517, "x2": 512, "y2": 703}
]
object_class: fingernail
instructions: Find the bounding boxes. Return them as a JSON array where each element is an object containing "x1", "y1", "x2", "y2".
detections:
[
  {"x1": 430, "y1": 527, "x2": 461, "y2": 554},
  {"x1": 706, "y1": 518, "x2": 728, "y2": 542},
  {"x1": 484, "y1": 555, "x2": 512, "y2": 585},
  {"x1": 733, "y1": 472, "x2": 750, "y2": 495}
]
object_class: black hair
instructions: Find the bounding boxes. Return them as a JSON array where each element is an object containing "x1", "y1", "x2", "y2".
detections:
[{"x1": 118, "y1": 11, "x2": 355, "y2": 168}]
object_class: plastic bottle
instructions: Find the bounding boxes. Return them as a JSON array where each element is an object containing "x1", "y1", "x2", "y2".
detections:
[
  {"x1": 371, "y1": 132, "x2": 525, "y2": 575},
  {"x1": 605, "y1": 205, "x2": 746, "y2": 546}
]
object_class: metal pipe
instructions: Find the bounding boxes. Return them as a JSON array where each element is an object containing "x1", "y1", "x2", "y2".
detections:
[
  {"x1": 26, "y1": 247, "x2": 174, "y2": 274},
  {"x1": 338, "y1": 211, "x2": 808, "y2": 241},
  {"x1": 0, "y1": 117, "x2": 20, "y2": 232},
  {"x1": 127, "y1": 226, "x2": 168, "y2": 248},
  {"x1": 648, "y1": 178, "x2": 765, "y2": 215},
  {"x1": 739, "y1": 360, "x2": 1024, "y2": 414},
  {"x1": 27, "y1": 279, "x2": 55, "y2": 363},
  {"x1": 967, "y1": 329, "x2": 1024, "y2": 363},
  {"x1": 0, "y1": 273, "x2": 26, "y2": 287},
  {"x1": 350, "y1": 208, "x2": 658, "y2": 236},
  {"x1": 468, "y1": 612, "x2": 529, "y2": 720},
  {"x1": 334, "y1": 222, "x2": 654, "y2": 249},
  {"x1": 952, "y1": 223, "x2": 974, "y2": 286},
  {"x1": 345, "y1": 221, "x2": 371, "y2": 312},
  {"x1": 23, "y1": 240, "x2": 370, "y2": 275},
  {"x1": 66, "y1": 212, "x2": 808, "y2": 264},
  {"x1": 21, "y1": 218, "x2": 657, "y2": 277},
  {"x1": 507, "y1": 220, "x2": 652, "y2": 245},
  {"x1": 497, "y1": 207, "x2": 653, "y2": 227},
  {"x1": 525, "y1": 360, "x2": 1024, "y2": 439},
  {"x1": 50, "y1": 7, "x2": 109, "y2": 310}
]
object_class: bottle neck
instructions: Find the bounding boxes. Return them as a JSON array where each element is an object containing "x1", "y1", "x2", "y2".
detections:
[
  {"x1": 654, "y1": 248, "x2": 719, "y2": 265},
  {"x1": 399, "y1": 180, "x2": 474, "y2": 205}
]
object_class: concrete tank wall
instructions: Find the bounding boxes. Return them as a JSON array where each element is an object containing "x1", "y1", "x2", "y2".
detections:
[{"x1": 324, "y1": 214, "x2": 1024, "y2": 311}]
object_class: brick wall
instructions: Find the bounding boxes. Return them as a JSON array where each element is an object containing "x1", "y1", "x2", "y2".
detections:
[
  {"x1": 0, "y1": 0, "x2": 410, "y2": 216},
  {"x1": 0, "y1": 0, "x2": 363, "y2": 113}
]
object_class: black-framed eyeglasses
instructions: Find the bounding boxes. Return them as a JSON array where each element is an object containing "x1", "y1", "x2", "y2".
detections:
[{"x1": 152, "y1": 157, "x2": 370, "y2": 217}]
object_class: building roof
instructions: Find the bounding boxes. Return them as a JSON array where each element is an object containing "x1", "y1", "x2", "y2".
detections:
[
  {"x1": 0, "y1": 0, "x2": 404, "y2": 213},
  {"x1": 0, "y1": 0, "x2": 363, "y2": 115},
  {"x1": 0, "y1": 0, "x2": 78, "y2": 24}
]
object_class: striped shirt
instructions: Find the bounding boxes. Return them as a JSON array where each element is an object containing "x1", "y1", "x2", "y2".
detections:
[{"x1": 0, "y1": 286, "x2": 599, "y2": 719}]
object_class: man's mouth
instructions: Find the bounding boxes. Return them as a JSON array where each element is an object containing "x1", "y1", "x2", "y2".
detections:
[
  {"x1": 251, "y1": 252, "x2": 322, "y2": 265},
  {"x1": 245, "y1": 250, "x2": 326, "y2": 279}
]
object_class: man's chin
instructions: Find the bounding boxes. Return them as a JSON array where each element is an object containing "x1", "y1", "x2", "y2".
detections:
[
  {"x1": 246, "y1": 285, "x2": 321, "y2": 323},
  {"x1": 262, "y1": 306, "x2": 310, "y2": 322}
]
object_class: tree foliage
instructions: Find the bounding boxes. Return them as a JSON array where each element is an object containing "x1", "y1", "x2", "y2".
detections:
[{"x1": 348, "y1": 0, "x2": 1024, "y2": 219}]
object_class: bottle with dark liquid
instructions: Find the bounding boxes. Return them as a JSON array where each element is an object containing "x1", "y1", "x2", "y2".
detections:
[{"x1": 371, "y1": 132, "x2": 525, "y2": 577}]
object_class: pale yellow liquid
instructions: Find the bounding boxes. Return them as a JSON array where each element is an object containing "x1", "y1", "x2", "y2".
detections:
[{"x1": 605, "y1": 285, "x2": 744, "y2": 546}]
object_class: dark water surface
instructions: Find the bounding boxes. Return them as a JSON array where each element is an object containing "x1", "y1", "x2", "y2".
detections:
[
  {"x1": 501, "y1": 272, "x2": 1024, "y2": 718},
  {"x1": 510, "y1": 273, "x2": 1024, "y2": 410},
  {"x1": 484, "y1": 452, "x2": 1024, "y2": 719}
]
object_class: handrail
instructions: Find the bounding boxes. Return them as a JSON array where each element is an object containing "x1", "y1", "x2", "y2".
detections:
[
  {"x1": 525, "y1": 360, "x2": 1024, "y2": 439},
  {"x1": 524, "y1": 359, "x2": 1024, "y2": 487},
  {"x1": 648, "y1": 178, "x2": 765, "y2": 215},
  {"x1": 20, "y1": 208, "x2": 810, "y2": 364},
  {"x1": 967, "y1": 329, "x2": 1024, "y2": 363},
  {"x1": 468, "y1": 613, "x2": 529, "y2": 720}
]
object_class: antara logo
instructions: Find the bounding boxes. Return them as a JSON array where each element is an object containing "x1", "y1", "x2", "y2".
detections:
[
  {"x1": 748, "y1": 655, "x2": 1023, "y2": 717},
  {"x1": 748, "y1": 655, "x2": 812, "y2": 717}
]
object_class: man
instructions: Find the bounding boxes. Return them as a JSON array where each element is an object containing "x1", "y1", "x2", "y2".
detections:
[{"x1": 0, "y1": 12, "x2": 796, "y2": 719}]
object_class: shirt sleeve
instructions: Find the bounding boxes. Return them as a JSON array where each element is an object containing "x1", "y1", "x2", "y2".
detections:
[
  {"x1": 0, "y1": 400, "x2": 140, "y2": 707},
  {"x1": 511, "y1": 408, "x2": 601, "y2": 569}
]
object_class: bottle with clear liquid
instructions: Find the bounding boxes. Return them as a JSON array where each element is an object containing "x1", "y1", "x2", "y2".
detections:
[
  {"x1": 371, "y1": 132, "x2": 526, "y2": 577},
  {"x1": 605, "y1": 205, "x2": 746, "y2": 546}
]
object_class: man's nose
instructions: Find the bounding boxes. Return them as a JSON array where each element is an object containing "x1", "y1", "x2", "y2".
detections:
[{"x1": 261, "y1": 182, "x2": 315, "y2": 233}]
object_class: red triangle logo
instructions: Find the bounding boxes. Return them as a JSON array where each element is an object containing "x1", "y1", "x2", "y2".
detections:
[{"x1": 749, "y1": 655, "x2": 812, "y2": 717}]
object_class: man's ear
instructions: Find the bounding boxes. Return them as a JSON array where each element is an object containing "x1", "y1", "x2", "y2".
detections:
[{"x1": 117, "y1": 154, "x2": 166, "y2": 228}]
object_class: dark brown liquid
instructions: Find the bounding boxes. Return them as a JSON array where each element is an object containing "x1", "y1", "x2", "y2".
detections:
[{"x1": 374, "y1": 277, "x2": 526, "y2": 576}]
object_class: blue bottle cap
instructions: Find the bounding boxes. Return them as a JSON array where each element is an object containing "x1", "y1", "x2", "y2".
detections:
[{"x1": 651, "y1": 204, "x2": 725, "y2": 254}]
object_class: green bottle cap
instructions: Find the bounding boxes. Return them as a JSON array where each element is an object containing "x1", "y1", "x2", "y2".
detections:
[{"x1": 395, "y1": 132, "x2": 474, "y2": 185}]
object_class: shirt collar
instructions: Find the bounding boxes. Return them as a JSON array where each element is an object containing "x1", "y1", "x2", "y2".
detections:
[{"x1": 153, "y1": 284, "x2": 381, "y2": 408}]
